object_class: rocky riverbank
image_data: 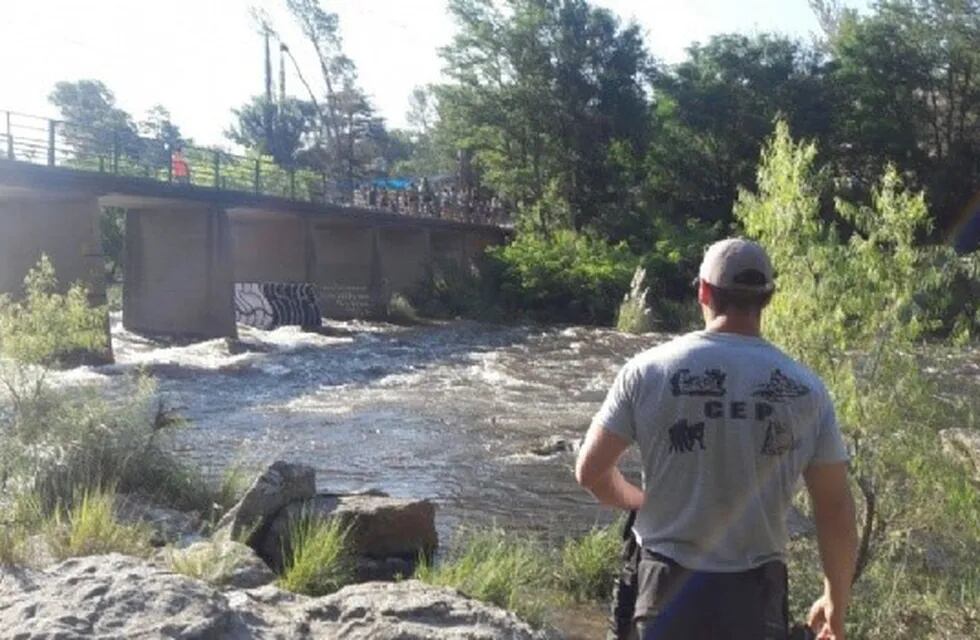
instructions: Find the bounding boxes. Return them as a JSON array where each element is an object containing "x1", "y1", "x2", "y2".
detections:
[
  {"x1": 0, "y1": 460, "x2": 551, "y2": 639},
  {"x1": 0, "y1": 554, "x2": 549, "y2": 639}
]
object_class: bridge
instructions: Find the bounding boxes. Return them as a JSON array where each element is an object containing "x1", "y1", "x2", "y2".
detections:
[{"x1": 0, "y1": 110, "x2": 510, "y2": 347}]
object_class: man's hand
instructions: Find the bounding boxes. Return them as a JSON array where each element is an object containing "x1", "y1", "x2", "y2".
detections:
[
  {"x1": 804, "y1": 461, "x2": 857, "y2": 640},
  {"x1": 808, "y1": 593, "x2": 845, "y2": 639}
]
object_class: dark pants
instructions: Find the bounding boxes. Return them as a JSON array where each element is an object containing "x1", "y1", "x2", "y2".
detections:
[
  {"x1": 634, "y1": 550, "x2": 788, "y2": 640},
  {"x1": 607, "y1": 512, "x2": 640, "y2": 640}
]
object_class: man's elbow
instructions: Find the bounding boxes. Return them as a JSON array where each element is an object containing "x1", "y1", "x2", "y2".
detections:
[{"x1": 574, "y1": 456, "x2": 597, "y2": 490}]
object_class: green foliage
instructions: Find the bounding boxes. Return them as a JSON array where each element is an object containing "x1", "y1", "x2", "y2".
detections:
[
  {"x1": 735, "y1": 121, "x2": 980, "y2": 638},
  {"x1": 100, "y1": 207, "x2": 126, "y2": 283},
  {"x1": 412, "y1": 258, "x2": 503, "y2": 321},
  {"x1": 489, "y1": 229, "x2": 635, "y2": 324},
  {"x1": 415, "y1": 527, "x2": 555, "y2": 627},
  {"x1": 0, "y1": 371, "x2": 215, "y2": 515},
  {"x1": 558, "y1": 522, "x2": 622, "y2": 602},
  {"x1": 278, "y1": 515, "x2": 354, "y2": 597},
  {"x1": 46, "y1": 487, "x2": 152, "y2": 560},
  {"x1": 0, "y1": 256, "x2": 107, "y2": 367},
  {"x1": 647, "y1": 33, "x2": 831, "y2": 226},
  {"x1": 436, "y1": 0, "x2": 649, "y2": 233},
  {"x1": 226, "y1": 96, "x2": 316, "y2": 168},
  {"x1": 616, "y1": 267, "x2": 653, "y2": 334},
  {"x1": 829, "y1": 0, "x2": 980, "y2": 234}
]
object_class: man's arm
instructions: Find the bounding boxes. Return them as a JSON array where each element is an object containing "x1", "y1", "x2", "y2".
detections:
[
  {"x1": 575, "y1": 422, "x2": 644, "y2": 511},
  {"x1": 804, "y1": 461, "x2": 858, "y2": 640}
]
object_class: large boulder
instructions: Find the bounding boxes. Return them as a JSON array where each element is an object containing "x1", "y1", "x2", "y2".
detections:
[
  {"x1": 215, "y1": 460, "x2": 316, "y2": 546},
  {"x1": 940, "y1": 428, "x2": 980, "y2": 483},
  {"x1": 0, "y1": 555, "x2": 549, "y2": 639},
  {"x1": 258, "y1": 493, "x2": 437, "y2": 573},
  {"x1": 0, "y1": 554, "x2": 238, "y2": 638}
]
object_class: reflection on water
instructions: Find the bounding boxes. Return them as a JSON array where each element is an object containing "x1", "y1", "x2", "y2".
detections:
[{"x1": 76, "y1": 314, "x2": 671, "y2": 544}]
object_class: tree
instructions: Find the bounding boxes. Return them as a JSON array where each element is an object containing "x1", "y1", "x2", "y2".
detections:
[
  {"x1": 435, "y1": 0, "x2": 650, "y2": 236},
  {"x1": 645, "y1": 34, "x2": 833, "y2": 227},
  {"x1": 48, "y1": 80, "x2": 140, "y2": 160},
  {"x1": 827, "y1": 0, "x2": 980, "y2": 235},
  {"x1": 227, "y1": 96, "x2": 315, "y2": 168}
]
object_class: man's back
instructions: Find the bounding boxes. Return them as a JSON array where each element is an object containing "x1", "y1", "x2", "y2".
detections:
[{"x1": 594, "y1": 330, "x2": 847, "y2": 571}]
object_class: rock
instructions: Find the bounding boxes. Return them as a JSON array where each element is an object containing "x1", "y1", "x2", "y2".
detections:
[
  {"x1": 117, "y1": 493, "x2": 204, "y2": 547},
  {"x1": 0, "y1": 554, "x2": 239, "y2": 638},
  {"x1": 293, "y1": 579, "x2": 550, "y2": 639},
  {"x1": 530, "y1": 435, "x2": 581, "y2": 457},
  {"x1": 166, "y1": 540, "x2": 277, "y2": 589},
  {"x1": 940, "y1": 428, "x2": 980, "y2": 482},
  {"x1": 258, "y1": 493, "x2": 437, "y2": 572},
  {"x1": 215, "y1": 460, "x2": 316, "y2": 546},
  {"x1": 0, "y1": 555, "x2": 549, "y2": 639}
]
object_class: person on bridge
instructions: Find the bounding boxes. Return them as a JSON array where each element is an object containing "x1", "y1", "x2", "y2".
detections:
[
  {"x1": 576, "y1": 238, "x2": 858, "y2": 640},
  {"x1": 171, "y1": 146, "x2": 191, "y2": 184}
]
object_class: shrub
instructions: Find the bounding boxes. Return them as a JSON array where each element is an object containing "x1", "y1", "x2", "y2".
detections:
[
  {"x1": 0, "y1": 255, "x2": 107, "y2": 367},
  {"x1": 558, "y1": 522, "x2": 622, "y2": 602},
  {"x1": 415, "y1": 528, "x2": 555, "y2": 627},
  {"x1": 0, "y1": 492, "x2": 43, "y2": 566},
  {"x1": 0, "y1": 259, "x2": 218, "y2": 517},
  {"x1": 488, "y1": 229, "x2": 635, "y2": 324},
  {"x1": 735, "y1": 120, "x2": 980, "y2": 637},
  {"x1": 616, "y1": 267, "x2": 654, "y2": 334},
  {"x1": 412, "y1": 258, "x2": 503, "y2": 321},
  {"x1": 46, "y1": 487, "x2": 152, "y2": 559},
  {"x1": 278, "y1": 515, "x2": 354, "y2": 596}
]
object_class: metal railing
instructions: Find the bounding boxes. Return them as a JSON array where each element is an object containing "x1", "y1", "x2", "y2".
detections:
[{"x1": 0, "y1": 109, "x2": 511, "y2": 227}]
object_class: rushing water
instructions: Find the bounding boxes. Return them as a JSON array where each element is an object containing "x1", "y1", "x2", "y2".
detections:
[{"x1": 72, "y1": 314, "x2": 668, "y2": 545}]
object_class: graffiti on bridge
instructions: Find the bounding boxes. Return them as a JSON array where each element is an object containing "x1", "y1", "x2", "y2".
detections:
[{"x1": 234, "y1": 283, "x2": 322, "y2": 329}]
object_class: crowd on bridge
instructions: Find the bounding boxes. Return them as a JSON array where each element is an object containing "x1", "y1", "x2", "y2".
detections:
[{"x1": 352, "y1": 179, "x2": 511, "y2": 226}]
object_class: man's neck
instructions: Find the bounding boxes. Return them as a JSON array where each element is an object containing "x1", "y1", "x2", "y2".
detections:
[{"x1": 704, "y1": 314, "x2": 762, "y2": 337}]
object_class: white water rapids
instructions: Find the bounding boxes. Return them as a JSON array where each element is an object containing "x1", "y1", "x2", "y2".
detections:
[{"x1": 60, "y1": 314, "x2": 669, "y2": 545}]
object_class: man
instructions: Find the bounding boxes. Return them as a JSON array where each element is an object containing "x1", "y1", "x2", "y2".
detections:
[
  {"x1": 171, "y1": 146, "x2": 191, "y2": 184},
  {"x1": 576, "y1": 238, "x2": 857, "y2": 640}
]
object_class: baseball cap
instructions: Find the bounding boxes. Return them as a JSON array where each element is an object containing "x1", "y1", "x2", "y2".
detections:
[{"x1": 698, "y1": 237, "x2": 775, "y2": 292}]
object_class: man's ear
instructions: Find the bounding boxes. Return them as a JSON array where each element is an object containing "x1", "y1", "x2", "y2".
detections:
[{"x1": 697, "y1": 279, "x2": 710, "y2": 306}]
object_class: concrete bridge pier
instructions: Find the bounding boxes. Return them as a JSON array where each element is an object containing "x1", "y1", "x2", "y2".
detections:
[
  {"x1": 377, "y1": 227, "x2": 433, "y2": 304},
  {"x1": 308, "y1": 221, "x2": 384, "y2": 319},
  {"x1": 0, "y1": 189, "x2": 106, "y2": 306},
  {"x1": 122, "y1": 201, "x2": 235, "y2": 339},
  {"x1": 228, "y1": 209, "x2": 309, "y2": 284}
]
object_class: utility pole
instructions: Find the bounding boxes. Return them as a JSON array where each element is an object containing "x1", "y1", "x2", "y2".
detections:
[{"x1": 279, "y1": 43, "x2": 287, "y2": 104}]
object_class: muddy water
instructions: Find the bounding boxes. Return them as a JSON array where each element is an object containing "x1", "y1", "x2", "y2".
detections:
[{"x1": 81, "y1": 314, "x2": 666, "y2": 545}]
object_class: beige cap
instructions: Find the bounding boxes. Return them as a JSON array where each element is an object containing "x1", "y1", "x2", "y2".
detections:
[{"x1": 698, "y1": 237, "x2": 775, "y2": 292}]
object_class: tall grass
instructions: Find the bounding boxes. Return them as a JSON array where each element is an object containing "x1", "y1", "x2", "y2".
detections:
[
  {"x1": 558, "y1": 522, "x2": 622, "y2": 602},
  {"x1": 278, "y1": 514, "x2": 354, "y2": 596},
  {"x1": 415, "y1": 527, "x2": 558, "y2": 627},
  {"x1": 46, "y1": 487, "x2": 152, "y2": 560},
  {"x1": 616, "y1": 267, "x2": 653, "y2": 335}
]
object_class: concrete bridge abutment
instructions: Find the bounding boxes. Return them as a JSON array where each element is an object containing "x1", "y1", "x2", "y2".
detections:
[{"x1": 123, "y1": 202, "x2": 236, "y2": 339}]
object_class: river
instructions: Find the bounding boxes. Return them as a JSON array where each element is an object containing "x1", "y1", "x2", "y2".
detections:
[{"x1": 73, "y1": 314, "x2": 665, "y2": 546}]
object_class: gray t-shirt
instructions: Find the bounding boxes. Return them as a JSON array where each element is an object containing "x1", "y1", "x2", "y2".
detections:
[{"x1": 592, "y1": 330, "x2": 848, "y2": 572}]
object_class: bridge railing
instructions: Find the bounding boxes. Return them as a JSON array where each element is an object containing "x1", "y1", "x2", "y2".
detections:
[{"x1": 1, "y1": 109, "x2": 512, "y2": 227}]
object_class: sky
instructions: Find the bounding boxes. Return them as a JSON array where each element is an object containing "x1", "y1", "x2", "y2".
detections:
[{"x1": 0, "y1": 0, "x2": 868, "y2": 147}]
